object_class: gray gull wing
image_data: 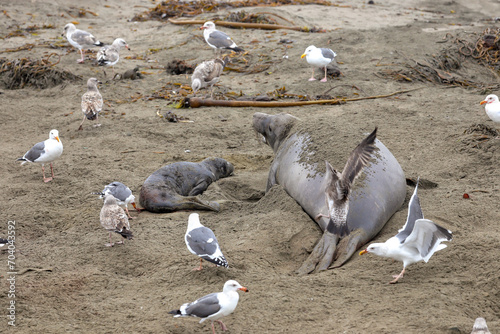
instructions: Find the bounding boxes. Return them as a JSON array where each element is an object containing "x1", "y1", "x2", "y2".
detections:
[
  {"x1": 181, "y1": 292, "x2": 222, "y2": 318},
  {"x1": 395, "y1": 178, "x2": 424, "y2": 243},
  {"x1": 21, "y1": 142, "x2": 46, "y2": 162},
  {"x1": 403, "y1": 218, "x2": 452, "y2": 262},
  {"x1": 320, "y1": 48, "x2": 336, "y2": 60}
]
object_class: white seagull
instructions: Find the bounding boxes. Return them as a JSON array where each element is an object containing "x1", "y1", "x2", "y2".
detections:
[
  {"x1": 315, "y1": 128, "x2": 378, "y2": 237},
  {"x1": 471, "y1": 317, "x2": 491, "y2": 334},
  {"x1": 191, "y1": 57, "x2": 229, "y2": 98},
  {"x1": 359, "y1": 179, "x2": 453, "y2": 284},
  {"x1": 479, "y1": 94, "x2": 500, "y2": 124},
  {"x1": 17, "y1": 129, "x2": 63, "y2": 183},
  {"x1": 94, "y1": 181, "x2": 141, "y2": 219},
  {"x1": 169, "y1": 280, "x2": 248, "y2": 334},
  {"x1": 80, "y1": 77, "x2": 103, "y2": 130},
  {"x1": 97, "y1": 38, "x2": 130, "y2": 75},
  {"x1": 301, "y1": 45, "x2": 337, "y2": 82},
  {"x1": 201, "y1": 21, "x2": 244, "y2": 53},
  {"x1": 99, "y1": 194, "x2": 133, "y2": 247},
  {"x1": 62, "y1": 23, "x2": 104, "y2": 63},
  {"x1": 185, "y1": 213, "x2": 228, "y2": 271},
  {"x1": 0, "y1": 238, "x2": 8, "y2": 248}
]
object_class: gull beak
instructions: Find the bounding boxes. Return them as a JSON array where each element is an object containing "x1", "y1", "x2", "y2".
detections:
[
  {"x1": 131, "y1": 202, "x2": 142, "y2": 212},
  {"x1": 200, "y1": 26, "x2": 206, "y2": 30},
  {"x1": 55, "y1": 136, "x2": 60, "y2": 142},
  {"x1": 480, "y1": 100, "x2": 487, "y2": 105},
  {"x1": 126, "y1": 44, "x2": 130, "y2": 50},
  {"x1": 239, "y1": 287, "x2": 249, "y2": 292},
  {"x1": 301, "y1": 54, "x2": 306, "y2": 59},
  {"x1": 359, "y1": 249, "x2": 368, "y2": 255}
]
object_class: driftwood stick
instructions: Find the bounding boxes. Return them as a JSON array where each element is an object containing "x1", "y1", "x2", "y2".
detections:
[
  {"x1": 168, "y1": 18, "x2": 303, "y2": 31},
  {"x1": 186, "y1": 88, "x2": 423, "y2": 108}
]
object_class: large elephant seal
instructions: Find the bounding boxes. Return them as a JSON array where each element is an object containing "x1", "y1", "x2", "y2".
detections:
[
  {"x1": 139, "y1": 157, "x2": 234, "y2": 213},
  {"x1": 252, "y1": 112, "x2": 406, "y2": 274}
]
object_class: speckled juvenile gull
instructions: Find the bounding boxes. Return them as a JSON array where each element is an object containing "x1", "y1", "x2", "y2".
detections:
[
  {"x1": 169, "y1": 280, "x2": 248, "y2": 334},
  {"x1": 100, "y1": 194, "x2": 133, "y2": 247},
  {"x1": 201, "y1": 21, "x2": 244, "y2": 53},
  {"x1": 185, "y1": 213, "x2": 228, "y2": 271},
  {"x1": 80, "y1": 78, "x2": 103, "y2": 130},
  {"x1": 191, "y1": 56, "x2": 228, "y2": 98},
  {"x1": 360, "y1": 178, "x2": 452, "y2": 283},
  {"x1": 62, "y1": 23, "x2": 104, "y2": 63},
  {"x1": 315, "y1": 128, "x2": 377, "y2": 237},
  {"x1": 301, "y1": 45, "x2": 337, "y2": 82},
  {"x1": 17, "y1": 129, "x2": 63, "y2": 183},
  {"x1": 97, "y1": 38, "x2": 130, "y2": 75},
  {"x1": 94, "y1": 181, "x2": 140, "y2": 219},
  {"x1": 480, "y1": 94, "x2": 500, "y2": 124}
]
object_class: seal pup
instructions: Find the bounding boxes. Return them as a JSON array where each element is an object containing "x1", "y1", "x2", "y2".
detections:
[
  {"x1": 94, "y1": 181, "x2": 140, "y2": 219},
  {"x1": 185, "y1": 213, "x2": 228, "y2": 271},
  {"x1": 62, "y1": 23, "x2": 104, "y2": 63},
  {"x1": 17, "y1": 129, "x2": 63, "y2": 183},
  {"x1": 359, "y1": 179, "x2": 452, "y2": 283},
  {"x1": 480, "y1": 94, "x2": 500, "y2": 124},
  {"x1": 80, "y1": 78, "x2": 103, "y2": 130},
  {"x1": 315, "y1": 128, "x2": 378, "y2": 237},
  {"x1": 201, "y1": 21, "x2": 244, "y2": 53},
  {"x1": 191, "y1": 56, "x2": 229, "y2": 98},
  {"x1": 99, "y1": 194, "x2": 133, "y2": 247},
  {"x1": 301, "y1": 45, "x2": 337, "y2": 82},
  {"x1": 97, "y1": 38, "x2": 130, "y2": 75},
  {"x1": 139, "y1": 157, "x2": 234, "y2": 213},
  {"x1": 169, "y1": 280, "x2": 248, "y2": 334}
]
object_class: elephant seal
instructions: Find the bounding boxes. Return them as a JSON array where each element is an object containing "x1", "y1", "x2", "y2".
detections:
[
  {"x1": 252, "y1": 112, "x2": 406, "y2": 274},
  {"x1": 139, "y1": 157, "x2": 234, "y2": 213}
]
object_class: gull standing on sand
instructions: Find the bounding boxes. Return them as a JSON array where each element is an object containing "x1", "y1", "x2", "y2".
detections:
[
  {"x1": 17, "y1": 129, "x2": 63, "y2": 183},
  {"x1": 94, "y1": 181, "x2": 141, "y2": 219},
  {"x1": 80, "y1": 77, "x2": 103, "y2": 130},
  {"x1": 191, "y1": 57, "x2": 229, "y2": 98},
  {"x1": 480, "y1": 94, "x2": 500, "y2": 124},
  {"x1": 301, "y1": 45, "x2": 337, "y2": 82},
  {"x1": 185, "y1": 213, "x2": 228, "y2": 271},
  {"x1": 100, "y1": 194, "x2": 133, "y2": 247},
  {"x1": 62, "y1": 23, "x2": 104, "y2": 63},
  {"x1": 315, "y1": 128, "x2": 378, "y2": 237},
  {"x1": 169, "y1": 280, "x2": 248, "y2": 334},
  {"x1": 359, "y1": 179, "x2": 453, "y2": 284},
  {"x1": 97, "y1": 38, "x2": 130, "y2": 75},
  {"x1": 201, "y1": 21, "x2": 244, "y2": 53}
]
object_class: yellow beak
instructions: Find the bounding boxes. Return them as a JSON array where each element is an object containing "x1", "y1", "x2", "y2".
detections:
[
  {"x1": 480, "y1": 100, "x2": 487, "y2": 105},
  {"x1": 301, "y1": 54, "x2": 306, "y2": 59},
  {"x1": 55, "y1": 136, "x2": 60, "y2": 142},
  {"x1": 359, "y1": 249, "x2": 368, "y2": 255}
]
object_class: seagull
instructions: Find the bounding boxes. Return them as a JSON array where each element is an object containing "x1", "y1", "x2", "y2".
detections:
[
  {"x1": 359, "y1": 179, "x2": 453, "y2": 284},
  {"x1": 479, "y1": 94, "x2": 500, "y2": 124},
  {"x1": 62, "y1": 23, "x2": 104, "y2": 63},
  {"x1": 201, "y1": 21, "x2": 244, "y2": 53},
  {"x1": 80, "y1": 77, "x2": 103, "y2": 130},
  {"x1": 315, "y1": 128, "x2": 377, "y2": 237},
  {"x1": 0, "y1": 238, "x2": 8, "y2": 248},
  {"x1": 99, "y1": 194, "x2": 133, "y2": 247},
  {"x1": 301, "y1": 45, "x2": 337, "y2": 82},
  {"x1": 17, "y1": 129, "x2": 63, "y2": 183},
  {"x1": 185, "y1": 213, "x2": 228, "y2": 271},
  {"x1": 169, "y1": 280, "x2": 248, "y2": 334},
  {"x1": 471, "y1": 317, "x2": 491, "y2": 334},
  {"x1": 191, "y1": 57, "x2": 229, "y2": 98},
  {"x1": 94, "y1": 181, "x2": 141, "y2": 219},
  {"x1": 97, "y1": 38, "x2": 130, "y2": 75}
]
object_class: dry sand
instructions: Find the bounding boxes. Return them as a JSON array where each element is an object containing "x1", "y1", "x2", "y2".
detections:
[{"x1": 0, "y1": 0, "x2": 499, "y2": 333}]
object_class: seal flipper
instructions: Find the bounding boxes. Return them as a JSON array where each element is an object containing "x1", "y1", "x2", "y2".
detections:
[
  {"x1": 296, "y1": 231, "x2": 339, "y2": 275},
  {"x1": 329, "y1": 228, "x2": 367, "y2": 269}
]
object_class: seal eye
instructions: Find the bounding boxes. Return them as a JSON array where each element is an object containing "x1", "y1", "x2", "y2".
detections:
[{"x1": 268, "y1": 125, "x2": 272, "y2": 132}]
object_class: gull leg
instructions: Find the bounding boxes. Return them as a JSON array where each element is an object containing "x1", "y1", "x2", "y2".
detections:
[
  {"x1": 211, "y1": 322, "x2": 216, "y2": 334},
  {"x1": 78, "y1": 115, "x2": 86, "y2": 131},
  {"x1": 105, "y1": 232, "x2": 114, "y2": 247},
  {"x1": 94, "y1": 112, "x2": 101, "y2": 128},
  {"x1": 315, "y1": 213, "x2": 330, "y2": 221},
  {"x1": 320, "y1": 67, "x2": 328, "y2": 82},
  {"x1": 308, "y1": 68, "x2": 316, "y2": 81},
  {"x1": 389, "y1": 268, "x2": 405, "y2": 284},
  {"x1": 192, "y1": 258, "x2": 203, "y2": 271},
  {"x1": 216, "y1": 320, "x2": 228, "y2": 331},
  {"x1": 77, "y1": 49, "x2": 85, "y2": 63},
  {"x1": 50, "y1": 162, "x2": 55, "y2": 179},
  {"x1": 125, "y1": 206, "x2": 134, "y2": 220},
  {"x1": 42, "y1": 165, "x2": 53, "y2": 183}
]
